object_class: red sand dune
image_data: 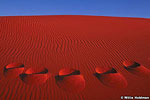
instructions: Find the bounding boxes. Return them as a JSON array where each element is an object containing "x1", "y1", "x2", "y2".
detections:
[
  {"x1": 20, "y1": 67, "x2": 50, "y2": 85},
  {"x1": 4, "y1": 63, "x2": 24, "y2": 79},
  {"x1": 94, "y1": 67, "x2": 128, "y2": 88},
  {"x1": 0, "y1": 15, "x2": 150, "y2": 100},
  {"x1": 55, "y1": 68, "x2": 85, "y2": 93}
]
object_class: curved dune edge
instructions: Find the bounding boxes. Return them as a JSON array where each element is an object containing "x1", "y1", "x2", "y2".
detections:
[
  {"x1": 94, "y1": 67, "x2": 128, "y2": 88},
  {"x1": 4, "y1": 63, "x2": 24, "y2": 78},
  {"x1": 55, "y1": 68, "x2": 85, "y2": 93},
  {"x1": 20, "y1": 67, "x2": 50, "y2": 85},
  {"x1": 123, "y1": 60, "x2": 150, "y2": 77}
]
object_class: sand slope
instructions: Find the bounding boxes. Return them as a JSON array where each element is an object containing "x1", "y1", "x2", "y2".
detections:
[{"x1": 0, "y1": 15, "x2": 150, "y2": 100}]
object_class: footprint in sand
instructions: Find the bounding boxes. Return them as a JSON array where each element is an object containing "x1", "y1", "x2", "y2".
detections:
[
  {"x1": 94, "y1": 67, "x2": 127, "y2": 88},
  {"x1": 123, "y1": 60, "x2": 150, "y2": 77},
  {"x1": 4, "y1": 63, "x2": 25, "y2": 78},
  {"x1": 20, "y1": 67, "x2": 50, "y2": 85},
  {"x1": 55, "y1": 68, "x2": 85, "y2": 93}
]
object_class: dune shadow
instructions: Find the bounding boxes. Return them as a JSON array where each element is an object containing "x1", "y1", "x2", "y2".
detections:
[
  {"x1": 123, "y1": 60, "x2": 150, "y2": 77},
  {"x1": 55, "y1": 68, "x2": 85, "y2": 93},
  {"x1": 3, "y1": 63, "x2": 24, "y2": 78},
  {"x1": 94, "y1": 67, "x2": 127, "y2": 88},
  {"x1": 19, "y1": 68, "x2": 49, "y2": 85}
]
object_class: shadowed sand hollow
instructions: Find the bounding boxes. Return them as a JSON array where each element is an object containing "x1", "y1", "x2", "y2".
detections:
[
  {"x1": 55, "y1": 68, "x2": 85, "y2": 93},
  {"x1": 4, "y1": 63, "x2": 24, "y2": 78},
  {"x1": 123, "y1": 60, "x2": 150, "y2": 77},
  {"x1": 20, "y1": 67, "x2": 50, "y2": 85},
  {"x1": 94, "y1": 67, "x2": 128, "y2": 88}
]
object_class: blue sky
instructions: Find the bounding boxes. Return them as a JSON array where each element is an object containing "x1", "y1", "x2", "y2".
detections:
[{"x1": 0, "y1": 0, "x2": 150, "y2": 18}]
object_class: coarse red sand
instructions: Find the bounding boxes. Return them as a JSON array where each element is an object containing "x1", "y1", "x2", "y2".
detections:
[{"x1": 0, "y1": 15, "x2": 150, "y2": 100}]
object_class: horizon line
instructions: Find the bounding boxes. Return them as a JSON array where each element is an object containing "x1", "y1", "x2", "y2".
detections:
[{"x1": 0, "y1": 14, "x2": 149, "y2": 19}]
